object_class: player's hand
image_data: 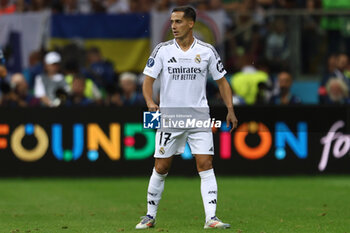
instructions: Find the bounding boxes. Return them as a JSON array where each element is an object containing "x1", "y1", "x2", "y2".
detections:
[
  {"x1": 226, "y1": 110, "x2": 238, "y2": 133},
  {"x1": 147, "y1": 102, "x2": 159, "y2": 112}
]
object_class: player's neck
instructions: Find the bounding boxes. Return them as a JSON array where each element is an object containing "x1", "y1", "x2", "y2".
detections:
[{"x1": 175, "y1": 35, "x2": 194, "y2": 52}]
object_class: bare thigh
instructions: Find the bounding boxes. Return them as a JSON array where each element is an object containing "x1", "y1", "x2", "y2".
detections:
[{"x1": 194, "y1": 154, "x2": 213, "y2": 172}]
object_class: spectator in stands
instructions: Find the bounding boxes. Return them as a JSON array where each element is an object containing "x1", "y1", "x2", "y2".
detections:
[
  {"x1": 195, "y1": 0, "x2": 210, "y2": 11},
  {"x1": 321, "y1": 53, "x2": 350, "y2": 90},
  {"x1": 319, "y1": 54, "x2": 337, "y2": 103},
  {"x1": 209, "y1": 0, "x2": 223, "y2": 10},
  {"x1": 119, "y1": 72, "x2": 145, "y2": 106},
  {"x1": 128, "y1": 0, "x2": 140, "y2": 12},
  {"x1": 174, "y1": 0, "x2": 191, "y2": 7},
  {"x1": 336, "y1": 53, "x2": 349, "y2": 78},
  {"x1": 265, "y1": 17, "x2": 290, "y2": 73},
  {"x1": 64, "y1": 60, "x2": 102, "y2": 104},
  {"x1": 255, "y1": 58, "x2": 275, "y2": 103},
  {"x1": 105, "y1": 0, "x2": 129, "y2": 13},
  {"x1": 154, "y1": 0, "x2": 171, "y2": 11},
  {"x1": 29, "y1": 0, "x2": 50, "y2": 12},
  {"x1": 326, "y1": 54, "x2": 338, "y2": 75},
  {"x1": 105, "y1": 85, "x2": 123, "y2": 106},
  {"x1": 276, "y1": 0, "x2": 298, "y2": 8},
  {"x1": 1, "y1": 73, "x2": 40, "y2": 107},
  {"x1": 66, "y1": 75, "x2": 93, "y2": 106},
  {"x1": 0, "y1": 0, "x2": 16, "y2": 14},
  {"x1": 270, "y1": 71, "x2": 301, "y2": 105},
  {"x1": 33, "y1": 51, "x2": 70, "y2": 107},
  {"x1": 82, "y1": 47, "x2": 116, "y2": 89},
  {"x1": 58, "y1": 0, "x2": 92, "y2": 14},
  {"x1": 230, "y1": 55, "x2": 269, "y2": 105},
  {"x1": 90, "y1": 0, "x2": 105, "y2": 13},
  {"x1": 15, "y1": 0, "x2": 27, "y2": 12},
  {"x1": 255, "y1": 81, "x2": 271, "y2": 105},
  {"x1": 51, "y1": 0, "x2": 63, "y2": 13},
  {"x1": 222, "y1": 0, "x2": 240, "y2": 11},
  {"x1": 324, "y1": 78, "x2": 350, "y2": 104},
  {"x1": 23, "y1": 50, "x2": 44, "y2": 88},
  {"x1": 224, "y1": 0, "x2": 265, "y2": 73},
  {"x1": 134, "y1": 0, "x2": 153, "y2": 12},
  {"x1": 61, "y1": 0, "x2": 79, "y2": 14},
  {"x1": 301, "y1": 0, "x2": 322, "y2": 74}
]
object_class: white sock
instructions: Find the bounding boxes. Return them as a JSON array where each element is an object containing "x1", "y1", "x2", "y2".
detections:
[
  {"x1": 146, "y1": 168, "x2": 167, "y2": 218},
  {"x1": 199, "y1": 168, "x2": 217, "y2": 222}
]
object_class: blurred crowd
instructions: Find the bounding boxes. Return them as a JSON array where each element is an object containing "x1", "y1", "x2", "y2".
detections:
[
  {"x1": 4, "y1": 45, "x2": 348, "y2": 108},
  {"x1": 1, "y1": 0, "x2": 350, "y2": 106},
  {"x1": 227, "y1": 53, "x2": 350, "y2": 106},
  {"x1": 0, "y1": 46, "x2": 147, "y2": 107},
  {"x1": 0, "y1": 0, "x2": 322, "y2": 14}
]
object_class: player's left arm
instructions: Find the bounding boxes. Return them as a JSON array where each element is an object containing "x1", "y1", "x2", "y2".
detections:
[{"x1": 216, "y1": 77, "x2": 238, "y2": 132}]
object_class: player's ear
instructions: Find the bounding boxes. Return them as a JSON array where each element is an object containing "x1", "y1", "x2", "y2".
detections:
[{"x1": 188, "y1": 20, "x2": 194, "y2": 29}]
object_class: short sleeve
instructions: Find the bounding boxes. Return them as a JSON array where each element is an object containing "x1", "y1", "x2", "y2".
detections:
[
  {"x1": 143, "y1": 43, "x2": 164, "y2": 79},
  {"x1": 208, "y1": 46, "x2": 227, "y2": 80}
]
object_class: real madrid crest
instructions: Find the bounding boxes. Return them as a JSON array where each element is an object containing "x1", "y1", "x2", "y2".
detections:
[
  {"x1": 195, "y1": 54, "x2": 201, "y2": 64},
  {"x1": 159, "y1": 147, "x2": 165, "y2": 155}
]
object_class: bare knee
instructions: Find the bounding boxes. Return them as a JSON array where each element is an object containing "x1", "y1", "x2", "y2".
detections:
[
  {"x1": 155, "y1": 164, "x2": 170, "y2": 174},
  {"x1": 155, "y1": 158, "x2": 172, "y2": 174}
]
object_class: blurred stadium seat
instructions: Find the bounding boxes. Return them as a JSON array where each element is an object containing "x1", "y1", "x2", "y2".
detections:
[{"x1": 291, "y1": 80, "x2": 319, "y2": 104}]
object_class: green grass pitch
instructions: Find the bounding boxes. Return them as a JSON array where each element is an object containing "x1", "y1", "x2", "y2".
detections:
[{"x1": 0, "y1": 176, "x2": 350, "y2": 233}]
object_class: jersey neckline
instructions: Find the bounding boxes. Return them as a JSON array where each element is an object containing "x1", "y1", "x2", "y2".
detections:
[{"x1": 174, "y1": 37, "x2": 197, "y2": 52}]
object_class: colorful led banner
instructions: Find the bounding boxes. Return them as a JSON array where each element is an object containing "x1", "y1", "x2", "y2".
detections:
[{"x1": 0, "y1": 107, "x2": 349, "y2": 176}]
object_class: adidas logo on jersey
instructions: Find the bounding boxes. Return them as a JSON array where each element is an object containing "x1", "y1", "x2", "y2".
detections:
[{"x1": 168, "y1": 57, "x2": 177, "y2": 63}]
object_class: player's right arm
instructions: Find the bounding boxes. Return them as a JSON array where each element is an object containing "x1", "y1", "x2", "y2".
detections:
[
  {"x1": 143, "y1": 75, "x2": 159, "y2": 111},
  {"x1": 143, "y1": 42, "x2": 164, "y2": 111}
]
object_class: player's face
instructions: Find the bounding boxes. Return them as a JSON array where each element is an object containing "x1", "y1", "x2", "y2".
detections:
[{"x1": 170, "y1": 12, "x2": 194, "y2": 39}]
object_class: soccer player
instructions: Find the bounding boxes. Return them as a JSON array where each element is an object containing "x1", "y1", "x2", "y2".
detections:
[{"x1": 136, "y1": 6, "x2": 238, "y2": 229}]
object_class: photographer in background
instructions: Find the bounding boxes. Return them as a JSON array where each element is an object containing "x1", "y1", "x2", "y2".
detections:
[{"x1": 33, "y1": 51, "x2": 70, "y2": 107}]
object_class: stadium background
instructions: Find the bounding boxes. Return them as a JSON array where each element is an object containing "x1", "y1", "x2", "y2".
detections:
[{"x1": 1, "y1": 0, "x2": 350, "y2": 232}]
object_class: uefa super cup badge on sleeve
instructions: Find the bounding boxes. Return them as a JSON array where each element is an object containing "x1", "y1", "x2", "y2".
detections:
[{"x1": 143, "y1": 110, "x2": 161, "y2": 129}]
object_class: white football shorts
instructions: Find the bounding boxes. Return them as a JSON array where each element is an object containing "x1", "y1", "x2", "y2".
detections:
[{"x1": 153, "y1": 130, "x2": 214, "y2": 158}]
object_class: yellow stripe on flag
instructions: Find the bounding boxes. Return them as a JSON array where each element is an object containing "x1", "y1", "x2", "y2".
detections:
[{"x1": 50, "y1": 39, "x2": 150, "y2": 73}]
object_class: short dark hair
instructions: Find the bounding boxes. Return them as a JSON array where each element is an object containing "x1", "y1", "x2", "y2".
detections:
[{"x1": 172, "y1": 6, "x2": 196, "y2": 22}]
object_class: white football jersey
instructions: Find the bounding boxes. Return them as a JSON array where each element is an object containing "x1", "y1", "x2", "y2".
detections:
[{"x1": 143, "y1": 38, "x2": 226, "y2": 108}]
